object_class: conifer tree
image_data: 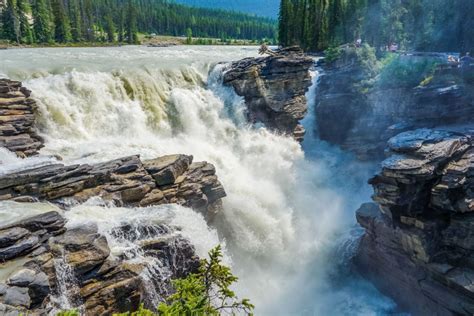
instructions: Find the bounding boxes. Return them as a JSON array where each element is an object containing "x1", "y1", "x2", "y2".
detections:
[
  {"x1": 32, "y1": 0, "x2": 52, "y2": 43},
  {"x1": 52, "y1": 0, "x2": 71, "y2": 42},
  {"x1": 16, "y1": 0, "x2": 33, "y2": 44},
  {"x1": 2, "y1": 0, "x2": 20, "y2": 43},
  {"x1": 68, "y1": 0, "x2": 82, "y2": 42}
]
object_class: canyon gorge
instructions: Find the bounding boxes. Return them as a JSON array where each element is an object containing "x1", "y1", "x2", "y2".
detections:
[{"x1": 0, "y1": 45, "x2": 473, "y2": 315}]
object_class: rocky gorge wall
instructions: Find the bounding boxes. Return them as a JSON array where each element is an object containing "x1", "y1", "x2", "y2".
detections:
[
  {"x1": 314, "y1": 48, "x2": 474, "y2": 314},
  {"x1": 355, "y1": 128, "x2": 474, "y2": 315},
  {"x1": 0, "y1": 78, "x2": 227, "y2": 315},
  {"x1": 223, "y1": 46, "x2": 314, "y2": 141},
  {"x1": 315, "y1": 52, "x2": 474, "y2": 160}
]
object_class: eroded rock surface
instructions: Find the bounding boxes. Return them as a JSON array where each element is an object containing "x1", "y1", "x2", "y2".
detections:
[
  {"x1": 223, "y1": 46, "x2": 314, "y2": 141},
  {"x1": 0, "y1": 154, "x2": 226, "y2": 220},
  {"x1": 355, "y1": 128, "x2": 474, "y2": 315},
  {"x1": 316, "y1": 54, "x2": 474, "y2": 160},
  {"x1": 0, "y1": 211, "x2": 200, "y2": 315},
  {"x1": 0, "y1": 79, "x2": 43, "y2": 157}
]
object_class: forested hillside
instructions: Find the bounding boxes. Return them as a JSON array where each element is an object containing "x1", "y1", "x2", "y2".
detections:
[
  {"x1": 279, "y1": 0, "x2": 474, "y2": 53},
  {"x1": 174, "y1": 0, "x2": 280, "y2": 18},
  {"x1": 0, "y1": 0, "x2": 277, "y2": 44}
]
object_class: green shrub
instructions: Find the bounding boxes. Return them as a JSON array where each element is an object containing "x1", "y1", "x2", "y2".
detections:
[
  {"x1": 56, "y1": 310, "x2": 80, "y2": 316},
  {"x1": 376, "y1": 55, "x2": 439, "y2": 88},
  {"x1": 57, "y1": 246, "x2": 253, "y2": 316},
  {"x1": 158, "y1": 245, "x2": 253, "y2": 315},
  {"x1": 324, "y1": 46, "x2": 342, "y2": 64}
]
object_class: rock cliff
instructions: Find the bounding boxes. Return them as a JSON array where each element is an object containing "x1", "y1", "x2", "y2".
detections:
[
  {"x1": 0, "y1": 78, "x2": 228, "y2": 314},
  {"x1": 315, "y1": 51, "x2": 474, "y2": 160},
  {"x1": 355, "y1": 128, "x2": 474, "y2": 315},
  {"x1": 0, "y1": 154, "x2": 226, "y2": 220},
  {"x1": 223, "y1": 46, "x2": 314, "y2": 141},
  {"x1": 0, "y1": 79, "x2": 43, "y2": 157},
  {"x1": 0, "y1": 210, "x2": 199, "y2": 315}
]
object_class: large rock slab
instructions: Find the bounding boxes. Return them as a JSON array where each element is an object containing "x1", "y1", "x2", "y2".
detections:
[
  {"x1": 0, "y1": 154, "x2": 226, "y2": 219},
  {"x1": 223, "y1": 46, "x2": 314, "y2": 141},
  {"x1": 0, "y1": 79, "x2": 43, "y2": 157},
  {"x1": 355, "y1": 128, "x2": 474, "y2": 315}
]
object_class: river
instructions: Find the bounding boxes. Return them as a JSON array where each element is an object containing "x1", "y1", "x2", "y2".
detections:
[{"x1": 0, "y1": 45, "x2": 397, "y2": 315}]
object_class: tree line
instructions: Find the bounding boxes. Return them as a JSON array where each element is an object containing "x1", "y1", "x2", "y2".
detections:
[
  {"x1": 279, "y1": 0, "x2": 474, "y2": 53},
  {"x1": 0, "y1": 0, "x2": 277, "y2": 44}
]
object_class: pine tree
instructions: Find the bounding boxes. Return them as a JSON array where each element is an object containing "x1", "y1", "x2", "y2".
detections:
[
  {"x1": 126, "y1": 0, "x2": 138, "y2": 44},
  {"x1": 52, "y1": 0, "x2": 71, "y2": 42},
  {"x1": 278, "y1": 0, "x2": 292, "y2": 47},
  {"x1": 117, "y1": 8, "x2": 125, "y2": 42},
  {"x1": 2, "y1": 0, "x2": 20, "y2": 43},
  {"x1": 32, "y1": 0, "x2": 52, "y2": 43},
  {"x1": 68, "y1": 0, "x2": 82, "y2": 42},
  {"x1": 16, "y1": 0, "x2": 33, "y2": 44},
  {"x1": 104, "y1": 12, "x2": 115, "y2": 42}
]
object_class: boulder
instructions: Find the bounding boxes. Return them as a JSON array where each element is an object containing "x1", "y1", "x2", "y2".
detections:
[
  {"x1": 0, "y1": 79, "x2": 43, "y2": 156},
  {"x1": 223, "y1": 46, "x2": 314, "y2": 141},
  {"x1": 0, "y1": 154, "x2": 226, "y2": 219},
  {"x1": 355, "y1": 128, "x2": 474, "y2": 315}
]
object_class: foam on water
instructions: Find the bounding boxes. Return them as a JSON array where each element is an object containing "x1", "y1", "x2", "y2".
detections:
[{"x1": 0, "y1": 46, "x2": 396, "y2": 314}]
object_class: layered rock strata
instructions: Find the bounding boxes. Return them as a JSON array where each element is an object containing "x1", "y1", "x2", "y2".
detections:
[
  {"x1": 316, "y1": 55, "x2": 474, "y2": 160},
  {"x1": 355, "y1": 128, "x2": 474, "y2": 315},
  {"x1": 0, "y1": 210, "x2": 199, "y2": 315},
  {"x1": 223, "y1": 46, "x2": 314, "y2": 141},
  {"x1": 0, "y1": 154, "x2": 226, "y2": 220},
  {"x1": 0, "y1": 79, "x2": 43, "y2": 157}
]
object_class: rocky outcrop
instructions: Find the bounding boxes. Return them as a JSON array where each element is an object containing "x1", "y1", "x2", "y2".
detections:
[
  {"x1": 0, "y1": 79, "x2": 43, "y2": 157},
  {"x1": 0, "y1": 154, "x2": 226, "y2": 220},
  {"x1": 316, "y1": 53, "x2": 474, "y2": 160},
  {"x1": 355, "y1": 128, "x2": 474, "y2": 315},
  {"x1": 223, "y1": 46, "x2": 314, "y2": 141},
  {"x1": 0, "y1": 211, "x2": 199, "y2": 315}
]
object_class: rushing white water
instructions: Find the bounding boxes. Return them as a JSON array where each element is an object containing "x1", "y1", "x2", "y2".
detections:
[{"x1": 0, "y1": 46, "x2": 396, "y2": 315}]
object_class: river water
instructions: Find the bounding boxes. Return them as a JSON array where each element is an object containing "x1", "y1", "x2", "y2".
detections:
[{"x1": 0, "y1": 45, "x2": 396, "y2": 315}]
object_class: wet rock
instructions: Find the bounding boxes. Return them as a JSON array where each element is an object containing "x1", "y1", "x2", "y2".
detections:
[
  {"x1": 355, "y1": 128, "x2": 474, "y2": 315},
  {"x1": 2, "y1": 286, "x2": 30, "y2": 308},
  {"x1": 7, "y1": 269, "x2": 36, "y2": 287},
  {"x1": 0, "y1": 211, "x2": 65, "y2": 261},
  {"x1": 144, "y1": 154, "x2": 192, "y2": 186},
  {"x1": 224, "y1": 46, "x2": 314, "y2": 141},
  {"x1": 0, "y1": 154, "x2": 226, "y2": 218},
  {"x1": 50, "y1": 225, "x2": 110, "y2": 275},
  {"x1": 0, "y1": 79, "x2": 43, "y2": 156}
]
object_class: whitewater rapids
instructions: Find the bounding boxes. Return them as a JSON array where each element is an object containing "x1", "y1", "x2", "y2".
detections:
[{"x1": 0, "y1": 46, "x2": 396, "y2": 315}]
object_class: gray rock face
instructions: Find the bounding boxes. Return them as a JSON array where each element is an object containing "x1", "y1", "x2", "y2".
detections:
[
  {"x1": 223, "y1": 46, "x2": 314, "y2": 141},
  {"x1": 0, "y1": 79, "x2": 43, "y2": 157},
  {"x1": 0, "y1": 209, "x2": 200, "y2": 315},
  {"x1": 0, "y1": 154, "x2": 226, "y2": 220},
  {"x1": 0, "y1": 211, "x2": 65, "y2": 261},
  {"x1": 316, "y1": 58, "x2": 474, "y2": 160},
  {"x1": 355, "y1": 128, "x2": 474, "y2": 315}
]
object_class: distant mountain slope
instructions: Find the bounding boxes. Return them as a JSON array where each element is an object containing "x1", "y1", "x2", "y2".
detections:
[{"x1": 173, "y1": 0, "x2": 280, "y2": 18}]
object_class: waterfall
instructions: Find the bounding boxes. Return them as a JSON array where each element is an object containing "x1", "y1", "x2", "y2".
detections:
[{"x1": 0, "y1": 46, "x2": 396, "y2": 315}]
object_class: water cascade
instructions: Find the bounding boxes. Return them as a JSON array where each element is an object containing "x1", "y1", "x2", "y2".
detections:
[{"x1": 0, "y1": 46, "x2": 395, "y2": 315}]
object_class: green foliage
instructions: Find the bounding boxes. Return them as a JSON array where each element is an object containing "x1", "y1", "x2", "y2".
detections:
[
  {"x1": 185, "y1": 28, "x2": 192, "y2": 45},
  {"x1": 323, "y1": 46, "x2": 342, "y2": 64},
  {"x1": 56, "y1": 310, "x2": 80, "y2": 316},
  {"x1": 158, "y1": 245, "x2": 254, "y2": 315},
  {"x1": 376, "y1": 55, "x2": 439, "y2": 88},
  {"x1": 0, "y1": 0, "x2": 277, "y2": 45},
  {"x1": 56, "y1": 246, "x2": 253, "y2": 316},
  {"x1": 114, "y1": 304, "x2": 156, "y2": 316},
  {"x1": 279, "y1": 0, "x2": 474, "y2": 53}
]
